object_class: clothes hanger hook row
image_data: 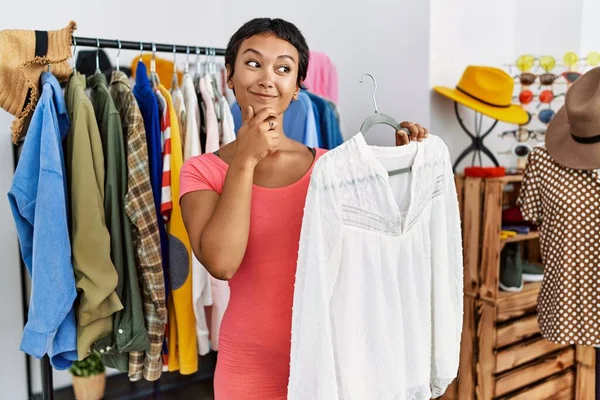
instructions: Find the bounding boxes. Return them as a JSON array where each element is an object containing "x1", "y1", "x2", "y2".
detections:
[
  {"x1": 360, "y1": 73, "x2": 378, "y2": 113},
  {"x1": 151, "y1": 42, "x2": 157, "y2": 73},
  {"x1": 95, "y1": 38, "x2": 101, "y2": 72},
  {"x1": 72, "y1": 36, "x2": 77, "y2": 71},
  {"x1": 116, "y1": 39, "x2": 121, "y2": 71}
]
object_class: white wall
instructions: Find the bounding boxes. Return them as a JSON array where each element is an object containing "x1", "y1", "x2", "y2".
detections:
[
  {"x1": 429, "y1": 0, "x2": 518, "y2": 170},
  {"x1": 580, "y1": 0, "x2": 600, "y2": 56},
  {"x1": 429, "y1": 0, "x2": 587, "y2": 171},
  {"x1": 221, "y1": 0, "x2": 431, "y2": 146}
]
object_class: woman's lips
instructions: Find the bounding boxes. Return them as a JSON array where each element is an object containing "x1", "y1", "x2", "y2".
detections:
[{"x1": 251, "y1": 92, "x2": 277, "y2": 100}]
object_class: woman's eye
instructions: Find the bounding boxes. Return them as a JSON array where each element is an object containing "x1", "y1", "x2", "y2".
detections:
[
  {"x1": 247, "y1": 60, "x2": 260, "y2": 68},
  {"x1": 277, "y1": 66, "x2": 291, "y2": 73}
]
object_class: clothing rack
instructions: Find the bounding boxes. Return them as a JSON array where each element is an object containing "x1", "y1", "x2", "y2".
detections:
[{"x1": 15, "y1": 34, "x2": 225, "y2": 400}]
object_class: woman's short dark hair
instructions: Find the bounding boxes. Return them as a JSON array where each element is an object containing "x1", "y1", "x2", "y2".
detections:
[{"x1": 225, "y1": 18, "x2": 310, "y2": 87}]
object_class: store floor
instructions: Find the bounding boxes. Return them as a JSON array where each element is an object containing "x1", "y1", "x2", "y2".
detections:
[{"x1": 47, "y1": 352, "x2": 217, "y2": 400}]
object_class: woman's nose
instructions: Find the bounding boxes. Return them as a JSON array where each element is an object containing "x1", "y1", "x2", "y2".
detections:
[{"x1": 257, "y1": 70, "x2": 275, "y2": 90}]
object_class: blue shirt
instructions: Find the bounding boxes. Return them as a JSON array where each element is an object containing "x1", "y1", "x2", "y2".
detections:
[
  {"x1": 7, "y1": 72, "x2": 78, "y2": 370},
  {"x1": 231, "y1": 91, "x2": 313, "y2": 145},
  {"x1": 299, "y1": 92, "x2": 320, "y2": 148},
  {"x1": 306, "y1": 91, "x2": 344, "y2": 149},
  {"x1": 133, "y1": 62, "x2": 170, "y2": 292}
]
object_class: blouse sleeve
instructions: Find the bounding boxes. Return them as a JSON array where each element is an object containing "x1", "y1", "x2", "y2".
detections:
[
  {"x1": 517, "y1": 148, "x2": 543, "y2": 225},
  {"x1": 288, "y1": 164, "x2": 343, "y2": 400},
  {"x1": 430, "y1": 148, "x2": 464, "y2": 398}
]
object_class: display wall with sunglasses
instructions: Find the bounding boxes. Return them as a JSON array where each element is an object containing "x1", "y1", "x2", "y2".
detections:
[
  {"x1": 430, "y1": 0, "x2": 600, "y2": 172},
  {"x1": 495, "y1": 51, "x2": 599, "y2": 167}
]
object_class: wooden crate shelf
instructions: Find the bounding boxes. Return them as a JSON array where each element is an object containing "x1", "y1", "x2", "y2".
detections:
[
  {"x1": 500, "y1": 231, "x2": 540, "y2": 250},
  {"x1": 443, "y1": 174, "x2": 596, "y2": 400}
]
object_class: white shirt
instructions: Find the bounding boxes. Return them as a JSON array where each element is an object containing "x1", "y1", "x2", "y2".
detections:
[
  {"x1": 289, "y1": 132, "x2": 463, "y2": 400},
  {"x1": 199, "y1": 74, "x2": 230, "y2": 351},
  {"x1": 182, "y1": 73, "x2": 213, "y2": 356}
]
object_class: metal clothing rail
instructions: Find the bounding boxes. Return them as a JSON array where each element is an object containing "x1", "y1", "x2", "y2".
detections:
[
  {"x1": 73, "y1": 36, "x2": 226, "y2": 56},
  {"x1": 18, "y1": 34, "x2": 225, "y2": 400}
]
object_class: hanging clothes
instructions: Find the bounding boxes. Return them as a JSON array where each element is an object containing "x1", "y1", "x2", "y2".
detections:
[
  {"x1": 298, "y1": 92, "x2": 319, "y2": 147},
  {"x1": 182, "y1": 74, "x2": 202, "y2": 160},
  {"x1": 518, "y1": 146, "x2": 600, "y2": 346},
  {"x1": 156, "y1": 89, "x2": 173, "y2": 222},
  {"x1": 289, "y1": 134, "x2": 463, "y2": 400},
  {"x1": 303, "y1": 51, "x2": 339, "y2": 104},
  {"x1": 195, "y1": 75, "x2": 208, "y2": 154},
  {"x1": 182, "y1": 72, "x2": 213, "y2": 357},
  {"x1": 130, "y1": 54, "x2": 183, "y2": 91},
  {"x1": 7, "y1": 72, "x2": 78, "y2": 370},
  {"x1": 109, "y1": 70, "x2": 167, "y2": 381},
  {"x1": 133, "y1": 61, "x2": 170, "y2": 298},
  {"x1": 305, "y1": 91, "x2": 343, "y2": 149},
  {"x1": 197, "y1": 73, "x2": 230, "y2": 353},
  {"x1": 156, "y1": 84, "x2": 198, "y2": 375},
  {"x1": 173, "y1": 86, "x2": 186, "y2": 145},
  {"x1": 87, "y1": 72, "x2": 150, "y2": 371},
  {"x1": 199, "y1": 75, "x2": 220, "y2": 153},
  {"x1": 219, "y1": 95, "x2": 236, "y2": 145},
  {"x1": 64, "y1": 73, "x2": 123, "y2": 361}
]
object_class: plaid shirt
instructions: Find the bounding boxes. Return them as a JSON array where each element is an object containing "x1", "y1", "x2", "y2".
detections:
[{"x1": 110, "y1": 71, "x2": 167, "y2": 381}]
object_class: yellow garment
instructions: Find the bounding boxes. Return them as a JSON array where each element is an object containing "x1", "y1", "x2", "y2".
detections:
[
  {"x1": 156, "y1": 84, "x2": 198, "y2": 374},
  {"x1": 131, "y1": 55, "x2": 183, "y2": 90}
]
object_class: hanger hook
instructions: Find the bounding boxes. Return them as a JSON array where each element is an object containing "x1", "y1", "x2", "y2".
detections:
[
  {"x1": 195, "y1": 47, "x2": 201, "y2": 74},
  {"x1": 172, "y1": 45, "x2": 178, "y2": 85},
  {"x1": 151, "y1": 42, "x2": 156, "y2": 73},
  {"x1": 95, "y1": 38, "x2": 101, "y2": 73},
  {"x1": 116, "y1": 39, "x2": 121, "y2": 71},
  {"x1": 360, "y1": 73, "x2": 378, "y2": 113},
  {"x1": 140, "y1": 41, "x2": 143, "y2": 57},
  {"x1": 72, "y1": 36, "x2": 77, "y2": 72},
  {"x1": 185, "y1": 46, "x2": 190, "y2": 73},
  {"x1": 214, "y1": 48, "x2": 217, "y2": 69}
]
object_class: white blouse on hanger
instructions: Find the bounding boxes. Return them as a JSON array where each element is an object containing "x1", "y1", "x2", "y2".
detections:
[{"x1": 288, "y1": 133, "x2": 463, "y2": 400}]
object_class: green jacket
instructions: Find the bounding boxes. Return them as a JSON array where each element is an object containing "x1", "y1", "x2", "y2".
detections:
[
  {"x1": 64, "y1": 73, "x2": 123, "y2": 361},
  {"x1": 88, "y1": 73, "x2": 150, "y2": 371}
]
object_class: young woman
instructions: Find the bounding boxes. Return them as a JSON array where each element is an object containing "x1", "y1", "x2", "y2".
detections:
[{"x1": 180, "y1": 17, "x2": 428, "y2": 399}]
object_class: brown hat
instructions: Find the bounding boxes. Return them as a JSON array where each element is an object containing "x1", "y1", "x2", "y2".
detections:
[
  {"x1": 0, "y1": 21, "x2": 76, "y2": 143},
  {"x1": 546, "y1": 66, "x2": 600, "y2": 170}
]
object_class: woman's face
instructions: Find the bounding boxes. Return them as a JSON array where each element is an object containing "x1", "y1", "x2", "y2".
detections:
[{"x1": 227, "y1": 33, "x2": 300, "y2": 117}]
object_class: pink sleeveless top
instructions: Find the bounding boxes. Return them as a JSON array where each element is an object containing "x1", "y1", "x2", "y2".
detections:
[{"x1": 179, "y1": 148, "x2": 327, "y2": 399}]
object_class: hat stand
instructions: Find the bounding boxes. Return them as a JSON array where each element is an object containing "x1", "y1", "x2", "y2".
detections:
[{"x1": 452, "y1": 101, "x2": 500, "y2": 171}]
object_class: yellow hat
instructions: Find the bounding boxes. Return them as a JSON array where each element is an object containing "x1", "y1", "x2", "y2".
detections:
[
  {"x1": 434, "y1": 66, "x2": 528, "y2": 125},
  {"x1": 131, "y1": 54, "x2": 183, "y2": 90}
]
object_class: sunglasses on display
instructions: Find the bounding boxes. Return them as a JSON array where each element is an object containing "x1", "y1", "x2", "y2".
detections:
[
  {"x1": 502, "y1": 127, "x2": 546, "y2": 142},
  {"x1": 563, "y1": 51, "x2": 600, "y2": 69},
  {"x1": 521, "y1": 110, "x2": 555, "y2": 125},
  {"x1": 517, "y1": 89, "x2": 564, "y2": 105},
  {"x1": 516, "y1": 52, "x2": 600, "y2": 73},
  {"x1": 516, "y1": 72, "x2": 560, "y2": 86},
  {"x1": 516, "y1": 55, "x2": 556, "y2": 72}
]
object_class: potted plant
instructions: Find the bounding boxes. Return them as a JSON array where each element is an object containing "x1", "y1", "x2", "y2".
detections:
[{"x1": 69, "y1": 351, "x2": 106, "y2": 400}]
